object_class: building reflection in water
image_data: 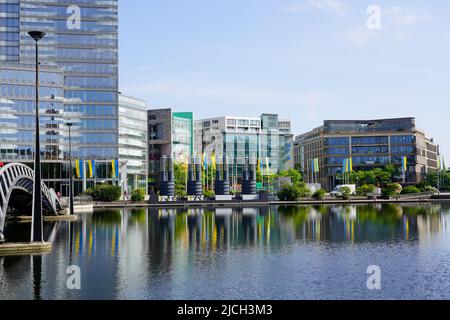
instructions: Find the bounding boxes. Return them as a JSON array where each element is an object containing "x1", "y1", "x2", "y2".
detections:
[{"x1": 1, "y1": 203, "x2": 450, "y2": 299}]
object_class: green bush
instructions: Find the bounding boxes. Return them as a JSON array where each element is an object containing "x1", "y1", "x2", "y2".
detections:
[
  {"x1": 203, "y1": 190, "x2": 215, "y2": 198},
  {"x1": 297, "y1": 184, "x2": 312, "y2": 198},
  {"x1": 277, "y1": 183, "x2": 311, "y2": 201},
  {"x1": 312, "y1": 189, "x2": 326, "y2": 200},
  {"x1": 131, "y1": 188, "x2": 146, "y2": 202},
  {"x1": 382, "y1": 183, "x2": 403, "y2": 197},
  {"x1": 356, "y1": 184, "x2": 376, "y2": 196},
  {"x1": 401, "y1": 186, "x2": 421, "y2": 194},
  {"x1": 85, "y1": 184, "x2": 122, "y2": 202},
  {"x1": 278, "y1": 184, "x2": 301, "y2": 201},
  {"x1": 339, "y1": 186, "x2": 352, "y2": 200}
]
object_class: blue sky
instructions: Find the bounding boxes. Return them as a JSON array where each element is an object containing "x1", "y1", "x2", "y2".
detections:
[{"x1": 119, "y1": 0, "x2": 450, "y2": 159}]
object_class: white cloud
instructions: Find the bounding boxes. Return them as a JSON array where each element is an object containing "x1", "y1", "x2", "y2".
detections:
[
  {"x1": 344, "y1": 29, "x2": 382, "y2": 47},
  {"x1": 385, "y1": 7, "x2": 431, "y2": 28},
  {"x1": 285, "y1": 0, "x2": 345, "y2": 16},
  {"x1": 344, "y1": 6, "x2": 431, "y2": 47}
]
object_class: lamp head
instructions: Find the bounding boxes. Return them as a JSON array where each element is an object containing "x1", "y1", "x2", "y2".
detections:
[
  {"x1": 65, "y1": 122, "x2": 74, "y2": 128},
  {"x1": 28, "y1": 31, "x2": 46, "y2": 42}
]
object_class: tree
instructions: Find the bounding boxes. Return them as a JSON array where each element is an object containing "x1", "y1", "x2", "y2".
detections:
[
  {"x1": 276, "y1": 169, "x2": 303, "y2": 187},
  {"x1": 85, "y1": 184, "x2": 121, "y2": 202},
  {"x1": 339, "y1": 186, "x2": 352, "y2": 200},
  {"x1": 401, "y1": 186, "x2": 421, "y2": 194},
  {"x1": 312, "y1": 189, "x2": 326, "y2": 200},
  {"x1": 131, "y1": 188, "x2": 146, "y2": 201},
  {"x1": 174, "y1": 162, "x2": 187, "y2": 197},
  {"x1": 372, "y1": 168, "x2": 391, "y2": 187},
  {"x1": 356, "y1": 184, "x2": 376, "y2": 196},
  {"x1": 382, "y1": 183, "x2": 402, "y2": 197},
  {"x1": 277, "y1": 183, "x2": 311, "y2": 201},
  {"x1": 426, "y1": 171, "x2": 450, "y2": 189},
  {"x1": 425, "y1": 172, "x2": 438, "y2": 188}
]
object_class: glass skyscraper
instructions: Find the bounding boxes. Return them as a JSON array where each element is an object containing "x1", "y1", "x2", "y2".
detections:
[{"x1": 0, "y1": 0, "x2": 119, "y2": 195}]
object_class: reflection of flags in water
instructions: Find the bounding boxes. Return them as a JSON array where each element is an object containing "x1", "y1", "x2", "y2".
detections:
[
  {"x1": 266, "y1": 157, "x2": 270, "y2": 175},
  {"x1": 257, "y1": 158, "x2": 262, "y2": 175}
]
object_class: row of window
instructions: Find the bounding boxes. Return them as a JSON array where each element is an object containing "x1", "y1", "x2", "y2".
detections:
[
  {"x1": 21, "y1": 4, "x2": 117, "y2": 19},
  {"x1": 22, "y1": 20, "x2": 117, "y2": 33},
  {"x1": 352, "y1": 146, "x2": 389, "y2": 154},
  {"x1": 324, "y1": 137, "x2": 349, "y2": 146},
  {"x1": 0, "y1": 46, "x2": 19, "y2": 56},
  {"x1": 390, "y1": 135, "x2": 415, "y2": 145},
  {"x1": 0, "y1": 31, "x2": 19, "y2": 42},
  {"x1": 0, "y1": 84, "x2": 63, "y2": 99},
  {"x1": 66, "y1": 76, "x2": 116, "y2": 88},
  {"x1": 0, "y1": 18, "x2": 19, "y2": 27},
  {"x1": 325, "y1": 145, "x2": 416, "y2": 155},
  {"x1": 60, "y1": 62, "x2": 117, "y2": 75},
  {"x1": 0, "y1": 3, "x2": 19, "y2": 13},
  {"x1": 0, "y1": 69, "x2": 63, "y2": 85},
  {"x1": 0, "y1": 147, "x2": 118, "y2": 162},
  {"x1": 325, "y1": 135, "x2": 415, "y2": 147},
  {"x1": 65, "y1": 104, "x2": 117, "y2": 117},
  {"x1": 352, "y1": 136, "x2": 388, "y2": 145},
  {"x1": 65, "y1": 90, "x2": 117, "y2": 103}
]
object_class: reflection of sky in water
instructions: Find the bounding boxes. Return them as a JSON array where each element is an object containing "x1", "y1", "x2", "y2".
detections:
[{"x1": 1, "y1": 204, "x2": 450, "y2": 300}]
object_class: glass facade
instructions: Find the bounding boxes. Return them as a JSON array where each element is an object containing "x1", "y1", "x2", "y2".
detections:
[
  {"x1": 118, "y1": 94, "x2": 148, "y2": 192},
  {"x1": 295, "y1": 118, "x2": 439, "y2": 190},
  {"x1": 0, "y1": 0, "x2": 20, "y2": 61},
  {"x1": 0, "y1": 0, "x2": 119, "y2": 195},
  {"x1": 172, "y1": 112, "x2": 194, "y2": 163},
  {"x1": 0, "y1": 63, "x2": 65, "y2": 161},
  {"x1": 147, "y1": 109, "x2": 194, "y2": 184},
  {"x1": 15, "y1": 0, "x2": 119, "y2": 160},
  {"x1": 195, "y1": 114, "x2": 294, "y2": 179}
]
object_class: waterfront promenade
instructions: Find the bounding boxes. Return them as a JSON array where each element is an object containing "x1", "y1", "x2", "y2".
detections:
[{"x1": 93, "y1": 196, "x2": 450, "y2": 209}]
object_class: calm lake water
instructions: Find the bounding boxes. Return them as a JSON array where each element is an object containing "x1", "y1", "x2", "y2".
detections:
[{"x1": 1, "y1": 204, "x2": 450, "y2": 300}]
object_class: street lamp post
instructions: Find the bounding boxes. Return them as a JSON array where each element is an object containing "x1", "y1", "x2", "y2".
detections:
[
  {"x1": 65, "y1": 122, "x2": 74, "y2": 216},
  {"x1": 29, "y1": 30, "x2": 46, "y2": 243}
]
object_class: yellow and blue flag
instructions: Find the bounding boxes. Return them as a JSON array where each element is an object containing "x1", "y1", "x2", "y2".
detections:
[
  {"x1": 111, "y1": 159, "x2": 119, "y2": 178},
  {"x1": 402, "y1": 156, "x2": 408, "y2": 172},
  {"x1": 87, "y1": 160, "x2": 94, "y2": 178},
  {"x1": 75, "y1": 160, "x2": 84, "y2": 179}
]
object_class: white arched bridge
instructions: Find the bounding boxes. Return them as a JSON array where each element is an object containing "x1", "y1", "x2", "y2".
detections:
[{"x1": 0, "y1": 163, "x2": 64, "y2": 239}]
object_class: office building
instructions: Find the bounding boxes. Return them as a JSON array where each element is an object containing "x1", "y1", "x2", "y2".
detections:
[
  {"x1": 0, "y1": 0, "x2": 119, "y2": 195},
  {"x1": 194, "y1": 114, "x2": 294, "y2": 179},
  {"x1": 118, "y1": 94, "x2": 148, "y2": 193},
  {"x1": 148, "y1": 109, "x2": 194, "y2": 184},
  {"x1": 294, "y1": 118, "x2": 439, "y2": 190},
  {"x1": 0, "y1": 62, "x2": 67, "y2": 191}
]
